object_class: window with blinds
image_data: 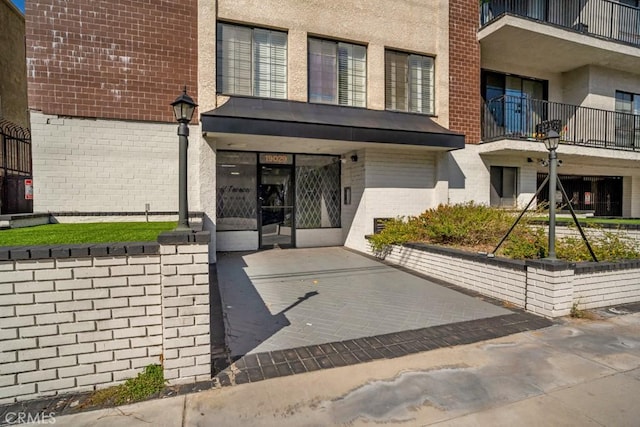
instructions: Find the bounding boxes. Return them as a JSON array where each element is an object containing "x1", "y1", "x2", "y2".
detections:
[
  {"x1": 308, "y1": 38, "x2": 366, "y2": 107},
  {"x1": 217, "y1": 23, "x2": 287, "y2": 99},
  {"x1": 385, "y1": 50, "x2": 434, "y2": 114}
]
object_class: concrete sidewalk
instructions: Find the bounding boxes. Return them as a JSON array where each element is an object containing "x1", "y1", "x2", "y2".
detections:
[{"x1": 39, "y1": 311, "x2": 640, "y2": 426}]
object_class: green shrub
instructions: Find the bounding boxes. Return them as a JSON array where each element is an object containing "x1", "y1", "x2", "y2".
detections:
[
  {"x1": 501, "y1": 226, "x2": 547, "y2": 259},
  {"x1": 368, "y1": 217, "x2": 419, "y2": 254},
  {"x1": 367, "y1": 202, "x2": 640, "y2": 262},
  {"x1": 414, "y1": 202, "x2": 514, "y2": 246},
  {"x1": 557, "y1": 230, "x2": 640, "y2": 262},
  {"x1": 87, "y1": 364, "x2": 166, "y2": 406}
]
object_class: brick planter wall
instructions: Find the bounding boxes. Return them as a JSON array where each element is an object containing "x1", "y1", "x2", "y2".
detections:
[
  {"x1": 383, "y1": 243, "x2": 528, "y2": 307},
  {"x1": 546, "y1": 224, "x2": 640, "y2": 242},
  {"x1": 0, "y1": 230, "x2": 210, "y2": 404},
  {"x1": 375, "y1": 242, "x2": 640, "y2": 318}
]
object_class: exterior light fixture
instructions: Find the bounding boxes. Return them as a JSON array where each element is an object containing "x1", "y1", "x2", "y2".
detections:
[
  {"x1": 543, "y1": 129, "x2": 560, "y2": 259},
  {"x1": 543, "y1": 130, "x2": 560, "y2": 151},
  {"x1": 171, "y1": 87, "x2": 197, "y2": 123},
  {"x1": 170, "y1": 87, "x2": 197, "y2": 231}
]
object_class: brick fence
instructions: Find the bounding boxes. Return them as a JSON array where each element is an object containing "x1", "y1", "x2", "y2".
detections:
[
  {"x1": 0, "y1": 230, "x2": 211, "y2": 404},
  {"x1": 379, "y1": 242, "x2": 640, "y2": 318}
]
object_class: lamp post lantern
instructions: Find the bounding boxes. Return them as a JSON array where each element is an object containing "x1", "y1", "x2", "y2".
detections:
[
  {"x1": 544, "y1": 130, "x2": 560, "y2": 259},
  {"x1": 171, "y1": 87, "x2": 197, "y2": 231}
]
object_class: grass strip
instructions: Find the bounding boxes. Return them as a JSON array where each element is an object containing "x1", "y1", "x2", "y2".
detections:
[{"x1": 0, "y1": 222, "x2": 177, "y2": 246}]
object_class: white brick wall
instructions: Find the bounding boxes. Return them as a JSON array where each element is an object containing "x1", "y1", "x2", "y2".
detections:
[
  {"x1": 526, "y1": 264, "x2": 574, "y2": 317},
  {"x1": 383, "y1": 245, "x2": 528, "y2": 307},
  {"x1": 160, "y1": 243, "x2": 211, "y2": 384},
  {"x1": 342, "y1": 149, "x2": 366, "y2": 249},
  {"x1": 0, "y1": 241, "x2": 211, "y2": 404},
  {"x1": 375, "y1": 243, "x2": 640, "y2": 318},
  {"x1": 573, "y1": 268, "x2": 640, "y2": 309},
  {"x1": 631, "y1": 176, "x2": 640, "y2": 217},
  {"x1": 344, "y1": 148, "x2": 438, "y2": 253},
  {"x1": 30, "y1": 112, "x2": 198, "y2": 212},
  {"x1": 543, "y1": 224, "x2": 640, "y2": 242},
  {"x1": 0, "y1": 254, "x2": 162, "y2": 404}
]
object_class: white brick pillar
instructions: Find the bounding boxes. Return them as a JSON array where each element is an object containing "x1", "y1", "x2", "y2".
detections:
[
  {"x1": 159, "y1": 231, "x2": 211, "y2": 384},
  {"x1": 525, "y1": 260, "x2": 575, "y2": 318}
]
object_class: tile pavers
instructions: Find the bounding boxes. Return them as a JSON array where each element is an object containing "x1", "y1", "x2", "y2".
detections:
[
  {"x1": 216, "y1": 247, "x2": 513, "y2": 357},
  {"x1": 219, "y1": 312, "x2": 553, "y2": 386},
  {"x1": 211, "y1": 246, "x2": 555, "y2": 387}
]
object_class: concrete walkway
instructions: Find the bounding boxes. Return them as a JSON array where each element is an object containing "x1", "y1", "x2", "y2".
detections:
[
  {"x1": 42, "y1": 311, "x2": 640, "y2": 426},
  {"x1": 216, "y1": 247, "x2": 511, "y2": 356}
]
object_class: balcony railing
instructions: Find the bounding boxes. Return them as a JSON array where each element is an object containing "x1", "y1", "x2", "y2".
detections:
[
  {"x1": 480, "y1": 0, "x2": 640, "y2": 47},
  {"x1": 482, "y1": 95, "x2": 640, "y2": 151}
]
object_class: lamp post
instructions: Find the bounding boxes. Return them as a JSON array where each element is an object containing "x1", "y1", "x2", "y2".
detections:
[
  {"x1": 543, "y1": 130, "x2": 560, "y2": 259},
  {"x1": 171, "y1": 87, "x2": 197, "y2": 231}
]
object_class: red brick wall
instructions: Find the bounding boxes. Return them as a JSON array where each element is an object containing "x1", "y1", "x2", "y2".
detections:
[
  {"x1": 449, "y1": 0, "x2": 481, "y2": 144},
  {"x1": 25, "y1": 0, "x2": 197, "y2": 123}
]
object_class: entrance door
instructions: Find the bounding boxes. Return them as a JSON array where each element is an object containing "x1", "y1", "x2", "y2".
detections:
[{"x1": 259, "y1": 165, "x2": 294, "y2": 248}]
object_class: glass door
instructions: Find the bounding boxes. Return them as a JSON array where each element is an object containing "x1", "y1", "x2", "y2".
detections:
[
  {"x1": 504, "y1": 76, "x2": 545, "y2": 137},
  {"x1": 505, "y1": 76, "x2": 525, "y2": 136},
  {"x1": 259, "y1": 165, "x2": 294, "y2": 248}
]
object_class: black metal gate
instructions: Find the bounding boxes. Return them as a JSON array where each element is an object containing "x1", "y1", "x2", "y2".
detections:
[
  {"x1": 537, "y1": 173, "x2": 623, "y2": 217},
  {"x1": 1, "y1": 119, "x2": 33, "y2": 214}
]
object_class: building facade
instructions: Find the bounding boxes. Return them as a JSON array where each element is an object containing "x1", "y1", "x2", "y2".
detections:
[
  {"x1": 26, "y1": 0, "x2": 475, "y2": 260},
  {"x1": 0, "y1": 0, "x2": 28, "y2": 129},
  {"x1": 452, "y1": 0, "x2": 640, "y2": 218},
  {"x1": 25, "y1": 1, "x2": 640, "y2": 258},
  {"x1": 1, "y1": 0, "x2": 31, "y2": 215}
]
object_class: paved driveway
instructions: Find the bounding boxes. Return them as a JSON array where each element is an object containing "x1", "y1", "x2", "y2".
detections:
[{"x1": 216, "y1": 247, "x2": 512, "y2": 357}]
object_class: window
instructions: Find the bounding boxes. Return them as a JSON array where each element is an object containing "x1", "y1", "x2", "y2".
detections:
[
  {"x1": 490, "y1": 166, "x2": 518, "y2": 208},
  {"x1": 216, "y1": 152, "x2": 257, "y2": 231},
  {"x1": 308, "y1": 38, "x2": 366, "y2": 107},
  {"x1": 295, "y1": 155, "x2": 341, "y2": 228},
  {"x1": 481, "y1": 70, "x2": 547, "y2": 137},
  {"x1": 615, "y1": 91, "x2": 640, "y2": 148},
  {"x1": 217, "y1": 23, "x2": 287, "y2": 99},
  {"x1": 385, "y1": 50, "x2": 435, "y2": 114}
]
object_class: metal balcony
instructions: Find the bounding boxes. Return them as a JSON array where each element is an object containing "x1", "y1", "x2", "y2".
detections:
[
  {"x1": 480, "y1": 0, "x2": 640, "y2": 47},
  {"x1": 482, "y1": 95, "x2": 640, "y2": 151}
]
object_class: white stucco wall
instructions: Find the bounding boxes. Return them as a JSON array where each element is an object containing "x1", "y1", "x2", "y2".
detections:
[
  {"x1": 562, "y1": 66, "x2": 591, "y2": 106},
  {"x1": 202, "y1": 0, "x2": 450, "y2": 127},
  {"x1": 629, "y1": 176, "x2": 640, "y2": 217},
  {"x1": 583, "y1": 65, "x2": 640, "y2": 111},
  {"x1": 449, "y1": 145, "x2": 539, "y2": 209}
]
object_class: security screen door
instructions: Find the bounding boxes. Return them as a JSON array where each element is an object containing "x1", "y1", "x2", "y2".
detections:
[{"x1": 259, "y1": 165, "x2": 294, "y2": 248}]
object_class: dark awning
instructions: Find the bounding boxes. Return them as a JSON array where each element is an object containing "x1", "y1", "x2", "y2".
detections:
[{"x1": 201, "y1": 97, "x2": 465, "y2": 149}]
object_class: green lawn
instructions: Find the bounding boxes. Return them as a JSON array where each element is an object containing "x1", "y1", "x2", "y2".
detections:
[{"x1": 0, "y1": 222, "x2": 177, "y2": 246}]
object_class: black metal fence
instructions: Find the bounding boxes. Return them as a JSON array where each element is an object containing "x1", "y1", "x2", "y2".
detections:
[
  {"x1": 480, "y1": 0, "x2": 640, "y2": 47},
  {"x1": 1, "y1": 119, "x2": 33, "y2": 214},
  {"x1": 537, "y1": 173, "x2": 623, "y2": 217},
  {"x1": 482, "y1": 95, "x2": 640, "y2": 151}
]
